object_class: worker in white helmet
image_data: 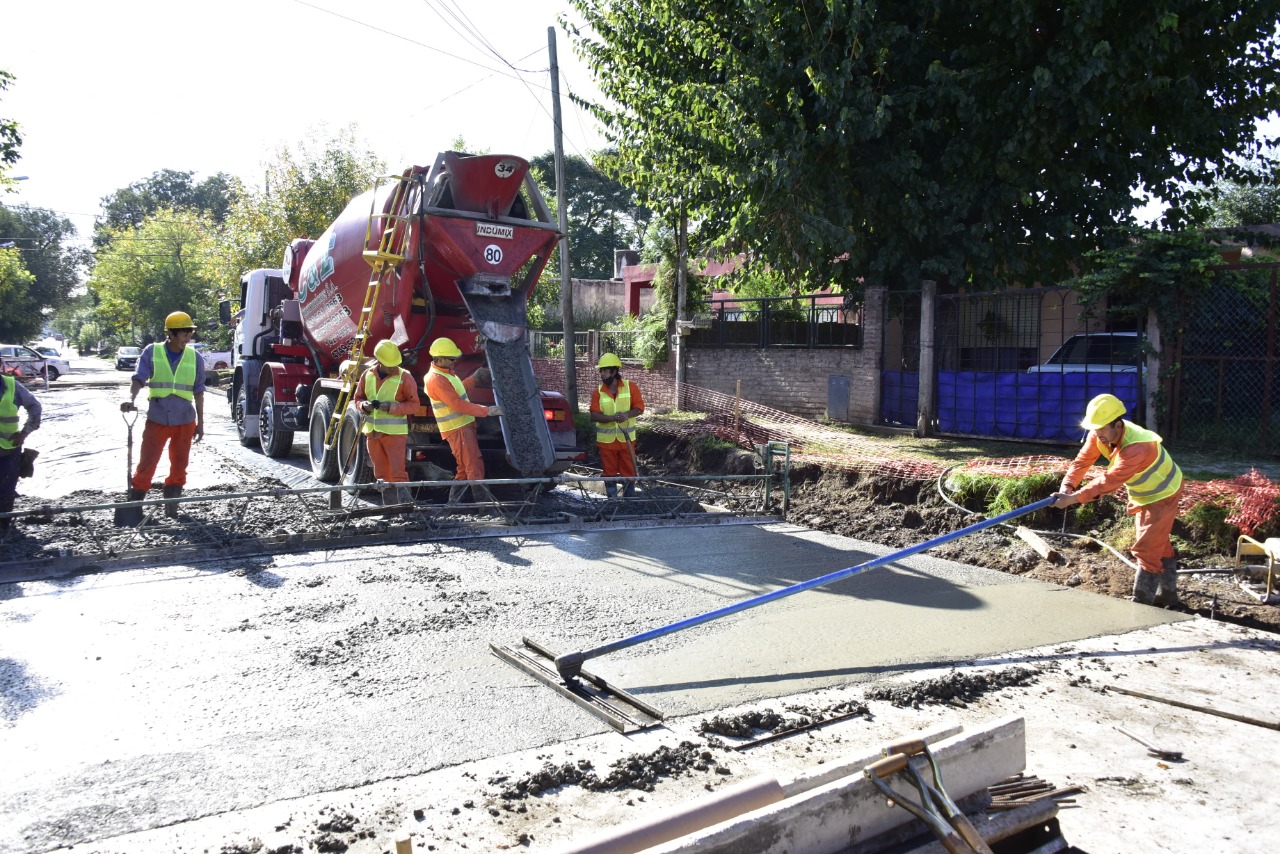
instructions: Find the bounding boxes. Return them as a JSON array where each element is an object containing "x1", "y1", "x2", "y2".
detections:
[{"x1": 1053, "y1": 393, "x2": 1184, "y2": 607}]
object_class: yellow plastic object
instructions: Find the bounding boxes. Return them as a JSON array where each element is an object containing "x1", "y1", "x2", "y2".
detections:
[
  {"x1": 1080, "y1": 393, "x2": 1126, "y2": 430},
  {"x1": 373, "y1": 339, "x2": 402, "y2": 367},
  {"x1": 429, "y1": 337, "x2": 462, "y2": 358},
  {"x1": 597, "y1": 352, "x2": 622, "y2": 369},
  {"x1": 164, "y1": 311, "x2": 195, "y2": 330},
  {"x1": 1235, "y1": 535, "x2": 1280, "y2": 603}
]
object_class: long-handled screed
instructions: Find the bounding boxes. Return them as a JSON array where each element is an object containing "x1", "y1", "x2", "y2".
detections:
[
  {"x1": 865, "y1": 753, "x2": 976, "y2": 854},
  {"x1": 551, "y1": 496, "x2": 1056, "y2": 681},
  {"x1": 113, "y1": 410, "x2": 143, "y2": 527}
]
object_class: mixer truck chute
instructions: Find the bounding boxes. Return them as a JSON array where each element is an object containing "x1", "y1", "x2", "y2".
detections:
[{"x1": 220, "y1": 151, "x2": 583, "y2": 487}]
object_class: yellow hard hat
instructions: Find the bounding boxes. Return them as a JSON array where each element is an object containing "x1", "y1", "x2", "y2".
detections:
[
  {"x1": 1081, "y1": 394, "x2": 1126, "y2": 430},
  {"x1": 165, "y1": 311, "x2": 195, "y2": 331},
  {"x1": 429, "y1": 337, "x2": 462, "y2": 358},
  {"x1": 373, "y1": 339, "x2": 402, "y2": 367},
  {"x1": 597, "y1": 353, "x2": 622, "y2": 369}
]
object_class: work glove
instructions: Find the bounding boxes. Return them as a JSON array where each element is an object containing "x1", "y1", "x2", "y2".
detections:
[
  {"x1": 487, "y1": 405, "x2": 503, "y2": 417},
  {"x1": 120, "y1": 401, "x2": 137, "y2": 413},
  {"x1": 472, "y1": 367, "x2": 492, "y2": 386}
]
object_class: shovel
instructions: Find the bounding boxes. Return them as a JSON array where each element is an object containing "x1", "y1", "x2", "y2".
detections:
[{"x1": 114, "y1": 409, "x2": 143, "y2": 527}]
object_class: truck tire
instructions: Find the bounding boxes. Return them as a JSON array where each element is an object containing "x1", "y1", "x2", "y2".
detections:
[
  {"x1": 258, "y1": 389, "x2": 295, "y2": 458},
  {"x1": 234, "y1": 386, "x2": 259, "y2": 447},
  {"x1": 337, "y1": 405, "x2": 374, "y2": 487},
  {"x1": 308, "y1": 394, "x2": 341, "y2": 483}
]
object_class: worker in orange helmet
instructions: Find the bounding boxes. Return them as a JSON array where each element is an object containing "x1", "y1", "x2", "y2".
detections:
[
  {"x1": 590, "y1": 353, "x2": 645, "y2": 498},
  {"x1": 1052, "y1": 393, "x2": 1184, "y2": 607},
  {"x1": 352, "y1": 339, "x2": 420, "y2": 502},
  {"x1": 424, "y1": 337, "x2": 502, "y2": 505},
  {"x1": 120, "y1": 311, "x2": 205, "y2": 519}
]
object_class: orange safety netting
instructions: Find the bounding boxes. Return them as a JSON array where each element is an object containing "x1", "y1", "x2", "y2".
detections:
[{"x1": 532, "y1": 360, "x2": 1279, "y2": 534}]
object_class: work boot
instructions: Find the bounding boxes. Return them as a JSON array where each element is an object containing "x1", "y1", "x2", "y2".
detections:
[
  {"x1": 1154, "y1": 557, "x2": 1181, "y2": 608},
  {"x1": 0, "y1": 495, "x2": 14, "y2": 531},
  {"x1": 162, "y1": 485, "x2": 183, "y2": 519},
  {"x1": 1132, "y1": 566, "x2": 1160, "y2": 605},
  {"x1": 622, "y1": 482, "x2": 637, "y2": 498},
  {"x1": 605, "y1": 482, "x2": 617, "y2": 499},
  {"x1": 472, "y1": 484, "x2": 499, "y2": 515},
  {"x1": 447, "y1": 484, "x2": 468, "y2": 505},
  {"x1": 395, "y1": 486, "x2": 413, "y2": 506}
]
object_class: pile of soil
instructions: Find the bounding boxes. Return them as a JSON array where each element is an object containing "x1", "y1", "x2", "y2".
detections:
[{"x1": 637, "y1": 432, "x2": 1280, "y2": 636}]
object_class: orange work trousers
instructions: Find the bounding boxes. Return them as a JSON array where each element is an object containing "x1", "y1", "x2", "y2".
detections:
[
  {"x1": 598, "y1": 441, "x2": 637, "y2": 479},
  {"x1": 1129, "y1": 485, "x2": 1183, "y2": 575},
  {"x1": 444, "y1": 423, "x2": 485, "y2": 481},
  {"x1": 131, "y1": 419, "x2": 197, "y2": 490},
  {"x1": 365, "y1": 432, "x2": 408, "y2": 483}
]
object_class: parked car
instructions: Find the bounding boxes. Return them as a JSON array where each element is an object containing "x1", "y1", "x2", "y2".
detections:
[
  {"x1": 1025, "y1": 332, "x2": 1145, "y2": 374},
  {"x1": 115, "y1": 346, "x2": 142, "y2": 371},
  {"x1": 33, "y1": 348, "x2": 71, "y2": 380},
  {"x1": 0, "y1": 343, "x2": 51, "y2": 381},
  {"x1": 191, "y1": 342, "x2": 232, "y2": 370}
]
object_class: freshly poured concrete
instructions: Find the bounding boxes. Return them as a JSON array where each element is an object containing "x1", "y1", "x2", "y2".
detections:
[{"x1": 0, "y1": 521, "x2": 1185, "y2": 853}]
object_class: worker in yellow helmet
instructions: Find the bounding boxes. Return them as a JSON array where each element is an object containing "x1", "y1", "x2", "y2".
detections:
[
  {"x1": 0, "y1": 368, "x2": 42, "y2": 531},
  {"x1": 352, "y1": 340, "x2": 420, "y2": 498},
  {"x1": 1052, "y1": 394, "x2": 1184, "y2": 607},
  {"x1": 424, "y1": 337, "x2": 502, "y2": 505},
  {"x1": 119, "y1": 311, "x2": 205, "y2": 519},
  {"x1": 590, "y1": 353, "x2": 645, "y2": 498}
]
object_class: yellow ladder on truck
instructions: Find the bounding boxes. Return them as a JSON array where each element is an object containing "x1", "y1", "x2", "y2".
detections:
[{"x1": 323, "y1": 171, "x2": 417, "y2": 449}]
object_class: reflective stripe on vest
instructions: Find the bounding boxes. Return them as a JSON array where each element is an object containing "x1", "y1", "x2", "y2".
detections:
[
  {"x1": 596, "y1": 380, "x2": 634, "y2": 444},
  {"x1": 1095, "y1": 421, "x2": 1183, "y2": 506},
  {"x1": 428, "y1": 367, "x2": 475, "y2": 434},
  {"x1": 148, "y1": 343, "x2": 197, "y2": 401},
  {"x1": 0, "y1": 374, "x2": 17, "y2": 451},
  {"x1": 362, "y1": 369, "x2": 408, "y2": 435}
]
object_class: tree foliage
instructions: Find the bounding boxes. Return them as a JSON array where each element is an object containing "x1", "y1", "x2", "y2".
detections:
[
  {"x1": 95, "y1": 169, "x2": 232, "y2": 246},
  {"x1": 1192, "y1": 153, "x2": 1280, "y2": 228},
  {"x1": 0, "y1": 247, "x2": 38, "y2": 341},
  {"x1": 0, "y1": 69, "x2": 21, "y2": 188},
  {"x1": 529, "y1": 149, "x2": 652, "y2": 279},
  {"x1": 566, "y1": 1, "x2": 1280, "y2": 295},
  {"x1": 88, "y1": 208, "x2": 220, "y2": 345},
  {"x1": 0, "y1": 204, "x2": 88, "y2": 332},
  {"x1": 212, "y1": 125, "x2": 385, "y2": 290}
]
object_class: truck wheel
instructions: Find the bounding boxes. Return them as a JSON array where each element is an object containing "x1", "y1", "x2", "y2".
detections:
[
  {"x1": 337, "y1": 405, "x2": 374, "y2": 487},
  {"x1": 308, "y1": 394, "x2": 341, "y2": 483},
  {"x1": 258, "y1": 389, "x2": 296, "y2": 458},
  {"x1": 235, "y1": 386, "x2": 259, "y2": 447}
]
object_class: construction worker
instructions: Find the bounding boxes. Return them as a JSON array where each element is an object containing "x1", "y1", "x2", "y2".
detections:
[
  {"x1": 424, "y1": 337, "x2": 501, "y2": 504},
  {"x1": 352, "y1": 339, "x2": 420, "y2": 502},
  {"x1": 1052, "y1": 393, "x2": 1184, "y2": 607},
  {"x1": 590, "y1": 353, "x2": 645, "y2": 498},
  {"x1": 0, "y1": 370, "x2": 42, "y2": 531},
  {"x1": 120, "y1": 311, "x2": 205, "y2": 518}
]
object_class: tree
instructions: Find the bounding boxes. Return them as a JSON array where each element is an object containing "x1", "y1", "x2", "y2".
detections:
[
  {"x1": 1191, "y1": 154, "x2": 1280, "y2": 228},
  {"x1": 0, "y1": 204, "x2": 88, "y2": 330},
  {"x1": 95, "y1": 169, "x2": 232, "y2": 246},
  {"x1": 529, "y1": 149, "x2": 652, "y2": 280},
  {"x1": 0, "y1": 247, "x2": 38, "y2": 341},
  {"x1": 88, "y1": 208, "x2": 221, "y2": 345},
  {"x1": 566, "y1": 1, "x2": 1280, "y2": 295},
  {"x1": 212, "y1": 125, "x2": 385, "y2": 290},
  {"x1": 0, "y1": 69, "x2": 21, "y2": 189}
]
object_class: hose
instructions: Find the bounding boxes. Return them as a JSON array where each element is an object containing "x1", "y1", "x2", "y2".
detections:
[{"x1": 936, "y1": 465, "x2": 1141, "y2": 572}]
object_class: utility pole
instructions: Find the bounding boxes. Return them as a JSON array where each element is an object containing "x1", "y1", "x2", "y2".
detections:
[
  {"x1": 548, "y1": 26, "x2": 578, "y2": 412},
  {"x1": 675, "y1": 205, "x2": 688, "y2": 410}
]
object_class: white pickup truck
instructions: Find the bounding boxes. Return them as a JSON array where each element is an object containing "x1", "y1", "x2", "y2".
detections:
[{"x1": 192, "y1": 343, "x2": 232, "y2": 371}]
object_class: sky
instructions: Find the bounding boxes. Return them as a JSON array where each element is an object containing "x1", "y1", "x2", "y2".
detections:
[{"x1": 1, "y1": 0, "x2": 606, "y2": 243}]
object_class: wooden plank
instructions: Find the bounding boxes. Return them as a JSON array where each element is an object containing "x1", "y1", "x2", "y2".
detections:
[{"x1": 1015, "y1": 525, "x2": 1059, "y2": 560}]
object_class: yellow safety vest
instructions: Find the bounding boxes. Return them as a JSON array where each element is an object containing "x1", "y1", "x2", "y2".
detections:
[
  {"x1": 1096, "y1": 421, "x2": 1183, "y2": 506},
  {"x1": 427, "y1": 367, "x2": 475, "y2": 435},
  {"x1": 362, "y1": 368, "x2": 408, "y2": 435},
  {"x1": 0, "y1": 374, "x2": 18, "y2": 451},
  {"x1": 148, "y1": 343, "x2": 197, "y2": 401},
  {"x1": 596, "y1": 380, "x2": 635, "y2": 444}
]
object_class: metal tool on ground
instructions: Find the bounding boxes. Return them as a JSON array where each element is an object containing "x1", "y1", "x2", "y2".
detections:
[
  {"x1": 864, "y1": 753, "x2": 976, "y2": 854},
  {"x1": 114, "y1": 409, "x2": 143, "y2": 527},
  {"x1": 536, "y1": 496, "x2": 1056, "y2": 683},
  {"x1": 622, "y1": 426, "x2": 643, "y2": 498},
  {"x1": 1115, "y1": 726, "x2": 1183, "y2": 760},
  {"x1": 883, "y1": 736, "x2": 995, "y2": 853}
]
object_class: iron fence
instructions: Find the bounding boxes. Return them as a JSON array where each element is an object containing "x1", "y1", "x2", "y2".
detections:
[
  {"x1": 687, "y1": 294, "x2": 863, "y2": 349},
  {"x1": 529, "y1": 330, "x2": 590, "y2": 359}
]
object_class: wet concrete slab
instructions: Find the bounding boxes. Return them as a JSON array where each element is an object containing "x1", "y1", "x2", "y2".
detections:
[{"x1": 0, "y1": 521, "x2": 1186, "y2": 853}]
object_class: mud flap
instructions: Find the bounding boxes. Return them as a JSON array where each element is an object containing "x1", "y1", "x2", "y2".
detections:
[{"x1": 463, "y1": 292, "x2": 555, "y2": 477}]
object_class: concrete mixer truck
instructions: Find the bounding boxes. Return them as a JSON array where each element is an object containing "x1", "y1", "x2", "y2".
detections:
[{"x1": 219, "y1": 151, "x2": 583, "y2": 487}]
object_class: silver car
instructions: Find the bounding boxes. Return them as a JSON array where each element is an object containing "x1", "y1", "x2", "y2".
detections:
[{"x1": 0, "y1": 343, "x2": 50, "y2": 381}]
